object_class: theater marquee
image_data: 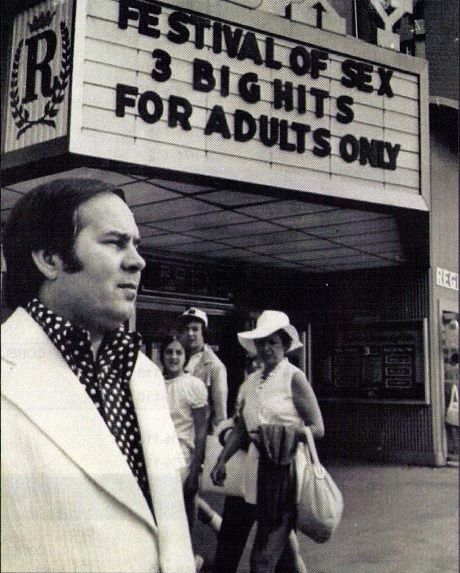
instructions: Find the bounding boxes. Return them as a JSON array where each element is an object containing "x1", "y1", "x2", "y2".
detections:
[{"x1": 5, "y1": 0, "x2": 429, "y2": 210}]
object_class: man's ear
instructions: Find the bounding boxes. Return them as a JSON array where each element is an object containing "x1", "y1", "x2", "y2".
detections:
[{"x1": 31, "y1": 250, "x2": 63, "y2": 280}]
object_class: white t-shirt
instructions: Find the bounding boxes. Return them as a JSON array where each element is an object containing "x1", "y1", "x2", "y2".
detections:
[
  {"x1": 184, "y1": 350, "x2": 203, "y2": 376},
  {"x1": 165, "y1": 372, "x2": 208, "y2": 468}
]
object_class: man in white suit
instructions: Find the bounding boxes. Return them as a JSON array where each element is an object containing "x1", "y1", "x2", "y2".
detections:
[{"x1": 1, "y1": 178, "x2": 195, "y2": 573}]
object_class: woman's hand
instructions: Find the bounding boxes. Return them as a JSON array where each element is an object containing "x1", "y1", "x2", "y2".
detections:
[
  {"x1": 210, "y1": 459, "x2": 227, "y2": 487},
  {"x1": 210, "y1": 415, "x2": 249, "y2": 487}
]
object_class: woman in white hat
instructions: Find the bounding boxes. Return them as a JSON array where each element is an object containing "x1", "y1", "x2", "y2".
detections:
[{"x1": 211, "y1": 310, "x2": 324, "y2": 573}]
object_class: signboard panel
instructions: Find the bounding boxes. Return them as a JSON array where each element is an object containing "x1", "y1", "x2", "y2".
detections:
[
  {"x1": 3, "y1": 0, "x2": 74, "y2": 152},
  {"x1": 68, "y1": 0, "x2": 428, "y2": 209},
  {"x1": 436, "y1": 268, "x2": 459, "y2": 291},
  {"x1": 318, "y1": 320, "x2": 427, "y2": 402},
  {"x1": 140, "y1": 256, "x2": 235, "y2": 301}
]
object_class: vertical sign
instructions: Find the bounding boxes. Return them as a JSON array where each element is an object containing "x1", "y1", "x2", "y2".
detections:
[{"x1": 4, "y1": 0, "x2": 74, "y2": 152}]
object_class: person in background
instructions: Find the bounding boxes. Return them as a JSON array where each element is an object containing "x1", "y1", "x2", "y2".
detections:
[
  {"x1": 159, "y1": 335, "x2": 209, "y2": 570},
  {"x1": 178, "y1": 307, "x2": 228, "y2": 430},
  {"x1": 178, "y1": 307, "x2": 228, "y2": 533},
  {"x1": 1, "y1": 179, "x2": 195, "y2": 573},
  {"x1": 211, "y1": 310, "x2": 324, "y2": 573}
]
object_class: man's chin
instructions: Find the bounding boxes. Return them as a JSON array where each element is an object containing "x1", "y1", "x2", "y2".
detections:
[
  {"x1": 123, "y1": 290, "x2": 138, "y2": 303},
  {"x1": 107, "y1": 304, "x2": 136, "y2": 328}
]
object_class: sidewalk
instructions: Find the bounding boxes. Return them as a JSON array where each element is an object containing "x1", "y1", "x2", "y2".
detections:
[{"x1": 194, "y1": 462, "x2": 459, "y2": 573}]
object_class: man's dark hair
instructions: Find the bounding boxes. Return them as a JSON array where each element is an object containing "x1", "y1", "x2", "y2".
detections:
[{"x1": 3, "y1": 178, "x2": 125, "y2": 310}]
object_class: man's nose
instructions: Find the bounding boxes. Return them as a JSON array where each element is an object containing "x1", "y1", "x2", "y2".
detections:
[{"x1": 123, "y1": 245, "x2": 146, "y2": 271}]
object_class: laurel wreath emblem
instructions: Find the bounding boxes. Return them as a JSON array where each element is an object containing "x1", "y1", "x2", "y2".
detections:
[{"x1": 10, "y1": 21, "x2": 72, "y2": 139}]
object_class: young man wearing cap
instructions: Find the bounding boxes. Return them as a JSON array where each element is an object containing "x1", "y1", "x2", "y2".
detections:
[
  {"x1": 178, "y1": 308, "x2": 228, "y2": 430},
  {"x1": 178, "y1": 308, "x2": 228, "y2": 536}
]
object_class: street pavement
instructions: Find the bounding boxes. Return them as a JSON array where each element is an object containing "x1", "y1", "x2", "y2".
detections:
[{"x1": 194, "y1": 462, "x2": 459, "y2": 573}]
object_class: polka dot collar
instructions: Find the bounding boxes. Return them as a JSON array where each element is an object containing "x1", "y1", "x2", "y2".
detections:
[{"x1": 26, "y1": 298, "x2": 153, "y2": 514}]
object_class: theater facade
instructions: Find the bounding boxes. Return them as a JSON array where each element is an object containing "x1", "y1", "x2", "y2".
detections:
[{"x1": 1, "y1": 0, "x2": 458, "y2": 465}]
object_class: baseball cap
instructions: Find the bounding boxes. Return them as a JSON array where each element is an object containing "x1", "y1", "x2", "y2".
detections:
[{"x1": 180, "y1": 307, "x2": 208, "y2": 328}]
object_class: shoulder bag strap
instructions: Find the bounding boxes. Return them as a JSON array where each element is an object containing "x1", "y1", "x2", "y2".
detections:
[{"x1": 305, "y1": 426, "x2": 325, "y2": 478}]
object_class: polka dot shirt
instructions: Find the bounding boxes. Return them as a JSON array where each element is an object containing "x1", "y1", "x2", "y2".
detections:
[{"x1": 26, "y1": 298, "x2": 153, "y2": 514}]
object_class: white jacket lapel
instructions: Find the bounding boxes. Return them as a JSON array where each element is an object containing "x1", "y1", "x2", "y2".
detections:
[
  {"x1": 1, "y1": 309, "x2": 156, "y2": 532},
  {"x1": 131, "y1": 356, "x2": 194, "y2": 573}
]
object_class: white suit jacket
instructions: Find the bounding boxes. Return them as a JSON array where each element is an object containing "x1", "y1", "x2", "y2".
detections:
[{"x1": 1, "y1": 308, "x2": 195, "y2": 573}]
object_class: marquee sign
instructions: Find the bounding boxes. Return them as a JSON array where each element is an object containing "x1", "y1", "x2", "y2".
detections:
[
  {"x1": 4, "y1": 0, "x2": 74, "y2": 152},
  {"x1": 115, "y1": 0, "x2": 401, "y2": 170},
  {"x1": 5, "y1": 0, "x2": 426, "y2": 210}
]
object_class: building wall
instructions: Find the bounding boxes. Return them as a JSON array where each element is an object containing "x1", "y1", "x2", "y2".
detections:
[
  {"x1": 312, "y1": 269, "x2": 433, "y2": 464},
  {"x1": 429, "y1": 104, "x2": 459, "y2": 462},
  {"x1": 430, "y1": 105, "x2": 459, "y2": 278},
  {"x1": 232, "y1": 264, "x2": 435, "y2": 463},
  {"x1": 424, "y1": 0, "x2": 459, "y2": 102},
  {"x1": 319, "y1": 401, "x2": 433, "y2": 463}
]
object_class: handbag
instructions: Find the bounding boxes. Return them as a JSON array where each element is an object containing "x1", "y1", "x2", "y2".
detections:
[
  {"x1": 296, "y1": 428, "x2": 343, "y2": 543},
  {"x1": 200, "y1": 434, "x2": 246, "y2": 497},
  {"x1": 446, "y1": 384, "x2": 459, "y2": 427}
]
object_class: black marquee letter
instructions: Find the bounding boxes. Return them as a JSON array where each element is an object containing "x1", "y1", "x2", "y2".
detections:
[
  {"x1": 167, "y1": 11, "x2": 190, "y2": 44},
  {"x1": 151, "y1": 49, "x2": 172, "y2": 82},
  {"x1": 359, "y1": 137, "x2": 380, "y2": 167},
  {"x1": 290, "y1": 122, "x2": 311, "y2": 153},
  {"x1": 273, "y1": 79, "x2": 293, "y2": 111},
  {"x1": 238, "y1": 73, "x2": 260, "y2": 104},
  {"x1": 339, "y1": 134, "x2": 359, "y2": 162},
  {"x1": 168, "y1": 95, "x2": 192, "y2": 130},
  {"x1": 23, "y1": 31, "x2": 57, "y2": 103},
  {"x1": 204, "y1": 105, "x2": 231, "y2": 138},
  {"x1": 289, "y1": 46, "x2": 310, "y2": 76},
  {"x1": 138, "y1": 91, "x2": 163, "y2": 123},
  {"x1": 193, "y1": 59, "x2": 215, "y2": 92},
  {"x1": 313, "y1": 128, "x2": 331, "y2": 157},
  {"x1": 310, "y1": 49, "x2": 328, "y2": 79},
  {"x1": 116, "y1": 83, "x2": 138, "y2": 116},
  {"x1": 234, "y1": 109, "x2": 256, "y2": 142},
  {"x1": 237, "y1": 32, "x2": 263, "y2": 65},
  {"x1": 336, "y1": 95, "x2": 354, "y2": 124},
  {"x1": 377, "y1": 67, "x2": 394, "y2": 97},
  {"x1": 259, "y1": 115, "x2": 279, "y2": 147},
  {"x1": 310, "y1": 87, "x2": 329, "y2": 118}
]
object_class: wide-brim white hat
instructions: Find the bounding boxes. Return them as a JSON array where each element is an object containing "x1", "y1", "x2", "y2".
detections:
[{"x1": 237, "y1": 310, "x2": 303, "y2": 356}]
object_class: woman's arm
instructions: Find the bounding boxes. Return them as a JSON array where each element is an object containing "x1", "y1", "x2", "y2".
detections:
[
  {"x1": 184, "y1": 405, "x2": 209, "y2": 495},
  {"x1": 210, "y1": 414, "x2": 248, "y2": 486},
  {"x1": 292, "y1": 370, "x2": 325, "y2": 438}
]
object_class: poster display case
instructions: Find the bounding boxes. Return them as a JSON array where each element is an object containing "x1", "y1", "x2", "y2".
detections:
[{"x1": 317, "y1": 319, "x2": 429, "y2": 403}]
